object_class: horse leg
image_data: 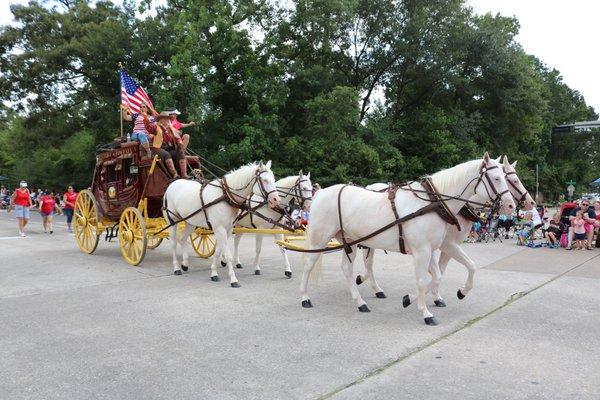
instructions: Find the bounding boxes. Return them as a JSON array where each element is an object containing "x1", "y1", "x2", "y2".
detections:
[
  {"x1": 339, "y1": 247, "x2": 370, "y2": 312},
  {"x1": 169, "y1": 224, "x2": 182, "y2": 275},
  {"x1": 412, "y1": 248, "x2": 438, "y2": 325},
  {"x1": 277, "y1": 234, "x2": 293, "y2": 278},
  {"x1": 209, "y1": 229, "x2": 227, "y2": 282},
  {"x1": 300, "y1": 253, "x2": 321, "y2": 308},
  {"x1": 357, "y1": 248, "x2": 386, "y2": 299},
  {"x1": 219, "y1": 229, "x2": 240, "y2": 288},
  {"x1": 233, "y1": 232, "x2": 243, "y2": 269},
  {"x1": 440, "y1": 242, "x2": 477, "y2": 299},
  {"x1": 252, "y1": 234, "x2": 263, "y2": 275},
  {"x1": 179, "y1": 223, "x2": 194, "y2": 273}
]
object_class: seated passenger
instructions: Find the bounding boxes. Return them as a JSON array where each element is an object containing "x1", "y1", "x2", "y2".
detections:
[
  {"x1": 122, "y1": 103, "x2": 157, "y2": 158},
  {"x1": 167, "y1": 108, "x2": 195, "y2": 151},
  {"x1": 144, "y1": 111, "x2": 188, "y2": 179}
]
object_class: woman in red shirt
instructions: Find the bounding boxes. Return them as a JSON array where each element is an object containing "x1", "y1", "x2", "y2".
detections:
[
  {"x1": 9, "y1": 180, "x2": 33, "y2": 237},
  {"x1": 63, "y1": 186, "x2": 78, "y2": 233},
  {"x1": 39, "y1": 190, "x2": 62, "y2": 234}
]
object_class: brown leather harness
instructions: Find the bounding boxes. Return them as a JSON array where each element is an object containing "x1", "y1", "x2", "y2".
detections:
[{"x1": 290, "y1": 163, "x2": 509, "y2": 257}]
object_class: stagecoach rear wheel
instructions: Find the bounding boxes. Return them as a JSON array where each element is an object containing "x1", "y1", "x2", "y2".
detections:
[
  {"x1": 190, "y1": 230, "x2": 216, "y2": 259},
  {"x1": 73, "y1": 189, "x2": 100, "y2": 254},
  {"x1": 147, "y1": 236, "x2": 163, "y2": 249},
  {"x1": 119, "y1": 207, "x2": 147, "y2": 266}
]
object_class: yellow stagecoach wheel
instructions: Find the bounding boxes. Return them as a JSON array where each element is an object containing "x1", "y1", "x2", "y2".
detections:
[
  {"x1": 147, "y1": 236, "x2": 163, "y2": 250},
  {"x1": 118, "y1": 207, "x2": 147, "y2": 266},
  {"x1": 190, "y1": 230, "x2": 216, "y2": 259},
  {"x1": 73, "y1": 189, "x2": 100, "y2": 254}
]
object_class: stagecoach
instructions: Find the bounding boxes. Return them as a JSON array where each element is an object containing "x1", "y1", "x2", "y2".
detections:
[
  {"x1": 73, "y1": 139, "x2": 311, "y2": 267},
  {"x1": 73, "y1": 139, "x2": 216, "y2": 265}
]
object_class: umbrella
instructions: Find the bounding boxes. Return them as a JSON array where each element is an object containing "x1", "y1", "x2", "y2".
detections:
[{"x1": 591, "y1": 177, "x2": 600, "y2": 187}]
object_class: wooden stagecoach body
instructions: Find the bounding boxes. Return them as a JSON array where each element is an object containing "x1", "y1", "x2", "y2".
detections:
[{"x1": 73, "y1": 141, "x2": 216, "y2": 265}]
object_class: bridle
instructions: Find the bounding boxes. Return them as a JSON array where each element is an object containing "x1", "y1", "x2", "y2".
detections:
[
  {"x1": 221, "y1": 169, "x2": 277, "y2": 209},
  {"x1": 454, "y1": 162, "x2": 510, "y2": 209},
  {"x1": 276, "y1": 177, "x2": 313, "y2": 210},
  {"x1": 503, "y1": 168, "x2": 530, "y2": 205}
]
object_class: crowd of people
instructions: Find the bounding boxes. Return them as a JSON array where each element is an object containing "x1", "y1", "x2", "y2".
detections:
[
  {"x1": 467, "y1": 198, "x2": 600, "y2": 250},
  {"x1": 1, "y1": 182, "x2": 78, "y2": 237}
]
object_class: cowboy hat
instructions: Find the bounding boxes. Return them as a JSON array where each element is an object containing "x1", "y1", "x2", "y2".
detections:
[
  {"x1": 156, "y1": 111, "x2": 172, "y2": 120},
  {"x1": 165, "y1": 107, "x2": 181, "y2": 115}
]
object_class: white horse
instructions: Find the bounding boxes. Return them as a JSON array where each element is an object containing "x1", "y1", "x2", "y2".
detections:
[
  {"x1": 357, "y1": 155, "x2": 536, "y2": 307},
  {"x1": 299, "y1": 153, "x2": 515, "y2": 325},
  {"x1": 163, "y1": 161, "x2": 280, "y2": 287},
  {"x1": 231, "y1": 171, "x2": 313, "y2": 278}
]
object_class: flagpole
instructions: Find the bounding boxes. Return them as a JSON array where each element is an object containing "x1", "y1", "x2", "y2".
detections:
[{"x1": 118, "y1": 62, "x2": 123, "y2": 138}]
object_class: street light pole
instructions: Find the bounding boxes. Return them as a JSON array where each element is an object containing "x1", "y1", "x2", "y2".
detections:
[{"x1": 535, "y1": 164, "x2": 539, "y2": 203}]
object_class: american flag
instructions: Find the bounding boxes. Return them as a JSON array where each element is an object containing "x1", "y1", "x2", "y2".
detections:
[{"x1": 120, "y1": 68, "x2": 153, "y2": 114}]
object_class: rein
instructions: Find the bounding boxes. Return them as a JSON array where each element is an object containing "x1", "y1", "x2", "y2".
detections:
[{"x1": 284, "y1": 161, "x2": 510, "y2": 255}]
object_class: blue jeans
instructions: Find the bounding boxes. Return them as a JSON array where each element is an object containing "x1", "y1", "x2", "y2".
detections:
[{"x1": 131, "y1": 131, "x2": 149, "y2": 145}]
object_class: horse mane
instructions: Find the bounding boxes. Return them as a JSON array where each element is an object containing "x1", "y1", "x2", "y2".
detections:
[
  {"x1": 428, "y1": 159, "x2": 482, "y2": 196},
  {"x1": 225, "y1": 162, "x2": 267, "y2": 188},
  {"x1": 276, "y1": 175, "x2": 298, "y2": 190}
]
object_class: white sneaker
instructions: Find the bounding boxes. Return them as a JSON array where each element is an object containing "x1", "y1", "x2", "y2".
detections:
[{"x1": 20, "y1": 232, "x2": 26, "y2": 237}]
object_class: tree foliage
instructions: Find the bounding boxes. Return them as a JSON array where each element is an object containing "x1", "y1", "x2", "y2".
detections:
[{"x1": 0, "y1": 0, "x2": 597, "y2": 198}]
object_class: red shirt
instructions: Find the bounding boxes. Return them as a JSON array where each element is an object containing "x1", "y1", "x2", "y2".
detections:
[
  {"x1": 40, "y1": 195, "x2": 56, "y2": 213},
  {"x1": 14, "y1": 189, "x2": 31, "y2": 206},
  {"x1": 64, "y1": 192, "x2": 78, "y2": 209},
  {"x1": 171, "y1": 118, "x2": 182, "y2": 131}
]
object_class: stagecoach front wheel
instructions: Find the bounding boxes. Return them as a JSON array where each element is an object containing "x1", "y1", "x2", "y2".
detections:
[
  {"x1": 73, "y1": 189, "x2": 100, "y2": 254},
  {"x1": 190, "y1": 230, "x2": 216, "y2": 259},
  {"x1": 118, "y1": 207, "x2": 147, "y2": 266}
]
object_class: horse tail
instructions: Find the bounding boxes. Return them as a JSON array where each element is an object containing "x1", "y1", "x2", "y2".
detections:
[{"x1": 303, "y1": 253, "x2": 323, "y2": 285}]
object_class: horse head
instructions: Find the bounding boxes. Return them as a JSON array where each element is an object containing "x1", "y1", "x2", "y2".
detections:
[
  {"x1": 474, "y1": 152, "x2": 515, "y2": 215},
  {"x1": 254, "y1": 160, "x2": 280, "y2": 209},
  {"x1": 502, "y1": 156, "x2": 535, "y2": 210}
]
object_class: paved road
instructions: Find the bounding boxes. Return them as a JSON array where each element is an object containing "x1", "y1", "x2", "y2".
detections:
[{"x1": 1, "y1": 210, "x2": 599, "y2": 399}]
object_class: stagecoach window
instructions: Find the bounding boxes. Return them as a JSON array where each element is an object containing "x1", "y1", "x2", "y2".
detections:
[{"x1": 106, "y1": 164, "x2": 117, "y2": 182}]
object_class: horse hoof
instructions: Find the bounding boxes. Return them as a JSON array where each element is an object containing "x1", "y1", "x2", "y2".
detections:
[
  {"x1": 236, "y1": 263, "x2": 243, "y2": 269},
  {"x1": 457, "y1": 289, "x2": 465, "y2": 300},
  {"x1": 220, "y1": 260, "x2": 226, "y2": 267},
  {"x1": 285, "y1": 271, "x2": 292, "y2": 278},
  {"x1": 434, "y1": 299, "x2": 446, "y2": 307},
  {"x1": 375, "y1": 291, "x2": 387, "y2": 299},
  {"x1": 255, "y1": 270, "x2": 261, "y2": 275},
  {"x1": 402, "y1": 294, "x2": 411, "y2": 308},
  {"x1": 181, "y1": 265, "x2": 188, "y2": 272},
  {"x1": 424, "y1": 316, "x2": 439, "y2": 326},
  {"x1": 230, "y1": 282, "x2": 240, "y2": 288},
  {"x1": 211, "y1": 276, "x2": 220, "y2": 282},
  {"x1": 356, "y1": 275, "x2": 363, "y2": 285},
  {"x1": 358, "y1": 304, "x2": 371, "y2": 312},
  {"x1": 302, "y1": 299, "x2": 313, "y2": 308},
  {"x1": 174, "y1": 270, "x2": 182, "y2": 276}
]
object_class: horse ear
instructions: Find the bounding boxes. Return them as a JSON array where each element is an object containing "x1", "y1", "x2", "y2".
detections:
[
  {"x1": 494, "y1": 156, "x2": 501, "y2": 163},
  {"x1": 482, "y1": 152, "x2": 491, "y2": 163},
  {"x1": 299, "y1": 169, "x2": 303, "y2": 177},
  {"x1": 265, "y1": 160, "x2": 272, "y2": 169},
  {"x1": 511, "y1": 160, "x2": 518, "y2": 168},
  {"x1": 502, "y1": 155, "x2": 510, "y2": 167},
  {"x1": 258, "y1": 160, "x2": 264, "y2": 169},
  {"x1": 307, "y1": 172, "x2": 310, "y2": 179}
]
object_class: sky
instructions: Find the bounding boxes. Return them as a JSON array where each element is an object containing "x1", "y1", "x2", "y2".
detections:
[{"x1": 1, "y1": 0, "x2": 599, "y2": 116}]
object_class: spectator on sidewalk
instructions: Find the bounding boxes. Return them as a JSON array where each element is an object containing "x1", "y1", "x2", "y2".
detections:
[
  {"x1": 566, "y1": 200, "x2": 596, "y2": 250},
  {"x1": 8, "y1": 180, "x2": 33, "y2": 237}
]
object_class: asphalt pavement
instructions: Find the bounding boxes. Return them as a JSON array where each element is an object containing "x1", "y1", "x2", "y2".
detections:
[{"x1": 1, "y1": 210, "x2": 599, "y2": 400}]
